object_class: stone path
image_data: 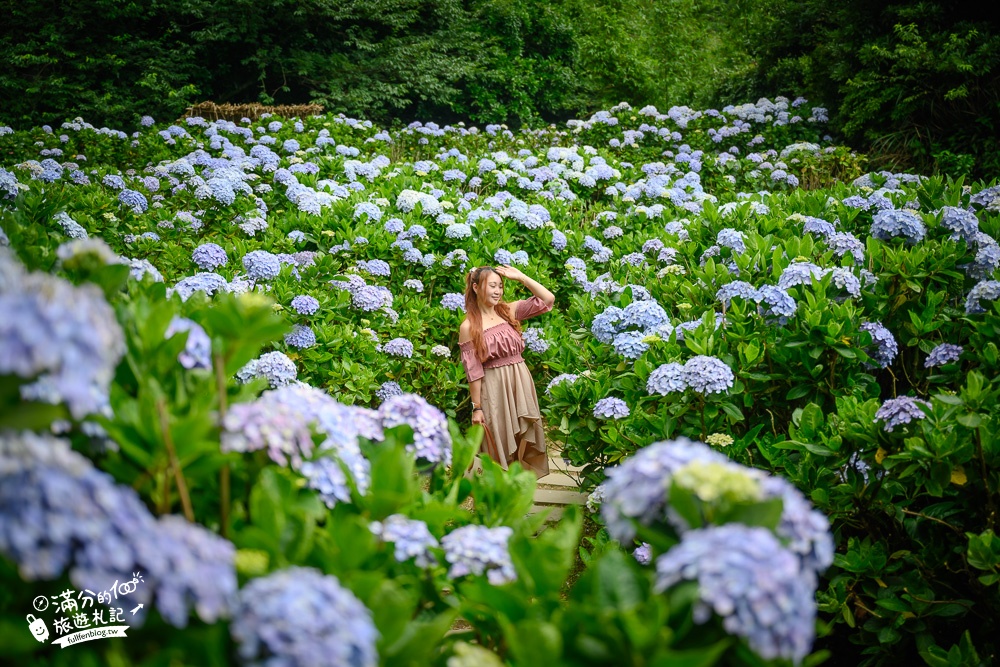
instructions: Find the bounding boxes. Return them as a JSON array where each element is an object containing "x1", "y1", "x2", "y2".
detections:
[{"x1": 528, "y1": 450, "x2": 588, "y2": 522}]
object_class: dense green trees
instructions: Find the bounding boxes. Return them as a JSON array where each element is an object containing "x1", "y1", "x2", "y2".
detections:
[{"x1": 1, "y1": 0, "x2": 997, "y2": 173}]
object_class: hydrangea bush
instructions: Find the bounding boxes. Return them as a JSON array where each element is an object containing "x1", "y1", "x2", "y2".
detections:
[{"x1": 2, "y1": 96, "x2": 999, "y2": 665}]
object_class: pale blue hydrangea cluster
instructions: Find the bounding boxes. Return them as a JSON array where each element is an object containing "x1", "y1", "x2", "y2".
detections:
[
  {"x1": 383, "y1": 337, "x2": 414, "y2": 358},
  {"x1": 755, "y1": 285, "x2": 797, "y2": 319},
  {"x1": 0, "y1": 249, "x2": 125, "y2": 418},
  {"x1": 358, "y1": 259, "x2": 391, "y2": 277},
  {"x1": 243, "y1": 250, "x2": 281, "y2": 281},
  {"x1": 54, "y1": 211, "x2": 88, "y2": 239},
  {"x1": 522, "y1": 327, "x2": 549, "y2": 353},
  {"x1": 441, "y1": 292, "x2": 466, "y2": 310},
  {"x1": 431, "y1": 344, "x2": 450, "y2": 357},
  {"x1": 376, "y1": 381, "x2": 404, "y2": 402},
  {"x1": 284, "y1": 324, "x2": 317, "y2": 349},
  {"x1": 441, "y1": 524, "x2": 516, "y2": 585},
  {"x1": 924, "y1": 343, "x2": 962, "y2": 368},
  {"x1": 594, "y1": 396, "x2": 630, "y2": 419},
  {"x1": 871, "y1": 209, "x2": 926, "y2": 244},
  {"x1": 231, "y1": 567, "x2": 378, "y2": 667},
  {"x1": 716, "y1": 280, "x2": 758, "y2": 306},
  {"x1": 875, "y1": 396, "x2": 931, "y2": 432},
  {"x1": 860, "y1": 321, "x2": 898, "y2": 367},
  {"x1": 0, "y1": 431, "x2": 237, "y2": 629},
  {"x1": 370, "y1": 514, "x2": 439, "y2": 567},
  {"x1": 378, "y1": 393, "x2": 451, "y2": 465},
  {"x1": 192, "y1": 243, "x2": 228, "y2": 270},
  {"x1": 633, "y1": 542, "x2": 653, "y2": 565},
  {"x1": 939, "y1": 206, "x2": 979, "y2": 245},
  {"x1": 403, "y1": 278, "x2": 424, "y2": 292},
  {"x1": 545, "y1": 373, "x2": 579, "y2": 395},
  {"x1": 653, "y1": 524, "x2": 817, "y2": 664},
  {"x1": 290, "y1": 294, "x2": 320, "y2": 315},
  {"x1": 236, "y1": 351, "x2": 298, "y2": 388},
  {"x1": 164, "y1": 316, "x2": 212, "y2": 369},
  {"x1": 170, "y1": 272, "x2": 230, "y2": 301},
  {"x1": 646, "y1": 362, "x2": 686, "y2": 395},
  {"x1": 965, "y1": 280, "x2": 1000, "y2": 314},
  {"x1": 118, "y1": 188, "x2": 148, "y2": 213},
  {"x1": 682, "y1": 355, "x2": 735, "y2": 394},
  {"x1": 716, "y1": 228, "x2": 747, "y2": 253}
]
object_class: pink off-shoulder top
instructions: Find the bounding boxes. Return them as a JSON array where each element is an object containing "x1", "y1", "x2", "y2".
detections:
[{"x1": 459, "y1": 296, "x2": 552, "y2": 383}]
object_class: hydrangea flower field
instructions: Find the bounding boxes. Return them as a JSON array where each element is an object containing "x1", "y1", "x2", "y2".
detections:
[{"x1": 2, "y1": 97, "x2": 999, "y2": 665}]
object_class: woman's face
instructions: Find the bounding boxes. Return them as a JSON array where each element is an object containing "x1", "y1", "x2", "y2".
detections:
[{"x1": 477, "y1": 272, "x2": 503, "y2": 306}]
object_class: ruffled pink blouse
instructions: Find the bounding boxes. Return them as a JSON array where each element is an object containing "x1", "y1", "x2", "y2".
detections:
[{"x1": 459, "y1": 296, "x2": 552, "y2": 383}]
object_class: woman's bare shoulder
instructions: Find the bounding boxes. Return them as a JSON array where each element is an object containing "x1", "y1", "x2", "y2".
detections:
[{"x1": 458, "y1": 319, "x2": 472, "y2": 344}]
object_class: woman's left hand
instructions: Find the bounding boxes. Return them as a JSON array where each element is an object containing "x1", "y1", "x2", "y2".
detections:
[{"x1": 494, "y1": 265, "x2": 525, "y2": 283}]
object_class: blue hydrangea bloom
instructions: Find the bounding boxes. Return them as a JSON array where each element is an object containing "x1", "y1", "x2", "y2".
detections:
[
  {"x1": 441, "y1": 524, "x2": 515, "y2": 585},
  {"x1": 594, "y1": 396, "x2": 630, "y2": 419},
  {"x1": 441, "y1": 292, "x2": 466, "y2": 311},
  {"x1": 192, "y1": 243, "x2": 228, "y2": 271},
  {"x1": 612, "y1": 331, "x2": 649, "y2": 359},
  {"x1": 860, "y1": 321, "x2": 898, "y2": 367},
  {"x1": 231, "y1": 567, "x2": 378, "y2": 667},
  {"x1": 383, "y1": 337, "x2": 414, "y2": 358},
  {"x1": 290, "y1": 294, "x2": 320, "y2": 315},
  {"x1": 522, "y1": 327, "x2": 549, "y2": 353},
  {"x1": 359, "y1": 259, "x2": 391, "y2": 277},
  {"x1": 940, "y1": 206, "x2": 979, "y2": 245},
  {"x1": 285, "y1": 324, "x2": 317, "y2": 349},
  {"x1": 716, "y1": 228, "x2": 747, "y2": 253},
  {"x1": 551, "y1": 229, "x2": 568, "y2": 251},
  {"x1": 591, "y1": 306, "x2": 624, "y2": 344},
  {"x1": 754, "y1": 285, "x2": 797, "y2": 319},
  {"x1": 965, "y1": 280, "x2": 1000, "y2": 314},
  {"x1": 647, "y1": 362, "x2": 686, "y2": 395},
  {"x1": 716, "y1": 281, "x2": 759, "y2": 306},
  {"x1": 654, "y1": 525, "x2": 818, "y2": 664},
  {"x1": 243, "y1": 250, "x2": 281, "y2": 281},
  {"x1": 875, "y1": 396, "x2": 931, "y2": 432},
  {"x1": 164, "y1": 316, "x2": 211, "y2": 369},
  {"x1": 118, "y1": 188, "x2": 148, "y2": 213},
  {"x1": 376, "y1": 381, "x2": 404, "y2": 402},
  {"x1": 170, "y1": 272, "x2": 229, "y2": 301},
  {"x1": 682, "y1": 356, "x2": 734, "y2": 394},
  {"x1": 379, "y1": 393, "x2": 451, "y2": 465},
  {"x1": 871, "y1": 209, "x2": 926, "y2": 244},
  {"x1": 1, "y1": 250, "x2": 125, "y2": 419},
  {"x1": 370, "y1": 514, "x2": 439, "y2": 567},
  {"x1": 924, "y1": 343, "x2": 962, "y2": 368},
  {"x1": 545, "y1": 373, "x2": 579, "y2": 395},
  {"x1": 236, "y1": 351, "x2": 298, "y2": 388}
]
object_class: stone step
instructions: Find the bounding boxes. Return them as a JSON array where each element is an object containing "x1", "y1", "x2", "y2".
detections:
[
  {"x1": 528, "y1": 505, "x2": 565, "y2": 522},
  {"x1": 537, "y1": 472, "x2": 580, "y2": 488},
  {"x1": 533, "y1": 488, "x2": 588, "y2": 506}
]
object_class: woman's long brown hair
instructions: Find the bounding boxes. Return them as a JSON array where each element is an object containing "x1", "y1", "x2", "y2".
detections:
[{"x1": 465, "y1": 266, "x2": 521, "y2": 362}]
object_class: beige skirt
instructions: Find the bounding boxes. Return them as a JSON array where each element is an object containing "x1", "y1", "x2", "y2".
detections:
[{"x1": 480, "y1": 362, "x2": 549, "y2": 478}]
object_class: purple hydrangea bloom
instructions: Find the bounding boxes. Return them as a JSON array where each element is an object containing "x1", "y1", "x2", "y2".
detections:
[
  {"x1": 545, "y1": 373, "x2": 579, "y2": 395},
  {"x1": 754, "y1": 285, "x2": 797, "y2": 319},
  {"x1": 231, "y1": 567, "x2": 378, "y2": 667},
  {"x1": 164, "y1": 316, "x2": 212, "y2": 369},
  {"x1": 716, "y1": 281, "x2": 759, "y2": 306},
  {"x1": 170, "y1": 272, "x2": 229, "y2": 301},
  {"x1": 967, "y1": 240, "x2": 1000, "y2": 280},
  {"x1": 285, "y1": 324, "x2": 317, "y2": 349},
  {"x1": 871, "y1": 209, "x2": 926, "y2": 244},
  {"x1": 522, "y1": 327, "x2": 549, "y2": 353},
  {"x1": 376, "y1": 381, "x2": 403, "y2": 402},
  {"x1": 682, "y1": 356, "x2": 734, "y2": 394},
  {"x1": 875, "y1": 396, "x2": 931, "y2": 432},
  {"x1": 359, "y1": 259, "x2": 391, "y2": 277},
  {"x1": 594, "y1": 396, "x2": 630, "y2": 419},
  {"x1": 802, "y1": 217, "x2": 836, "y2": 237},
  {"x1": 654, "y1": 525, "x2": 817, "y2": 664},
  {"x1": 633, "y1": 542, "x2": 653, "y2": 565},
  {"x1": 940, "y1": 206, "x2": 979, "y2": 245},
  {"x1": 290, "y1": 294, "x2": 320, "y2": 315},
  {"x1": 591, "y1": 306, "x2": 625, "y2": 344},
  {"x1": 924, "y1": 343, "x2": 962, "y2": 368},
  {"x1": 192, "y1": 243, "x2": 228, "y2": 271},
  {"x1": 370, "y1": 514, "x2": 439, "y2": 567},
  {"x1": 778, "y1": 262, "x2": 824, "y2": 290},
  {"x1": 860, "y1": 321, "x2": 898, "y2": 367},
  {"x1": 965, "y1": 280, "x2": 1000, "y2": 314},
  {"x1": 1, "y1": 250, "x2": 125, "y2": 418},
  {"x1": 102, "y1": 174, "x2": 126, "y2": 190},
  {"x1": 383, "y1": 337, "x2": 414, "y2": 358},
  {"x1": 717, "y1": 228, "x2": 747, "y2": 253},
  {"x1": 612, "y1": 331, "x2": 649, "y2": 359},
  {"x1": 118, "y1": 188, "x2": 148, "y2": 213},
  {"x1": 0, "y1": 432, "x2": 237, "y2": 628},
  {"x1": 379, "y1": 393, "x2": 451, "y2": 465},
  {"x1": 441, "y1": 292, "x2": 466, "y2": 311},
  {"x1": 551, "y1": 229, "x2": 568, "y2": 251},
  {"x1": 441, "y1": 524, "x2": 516, "y2": 585},
  {"x1": 236, "y1": 351, "x2": 298, "y2": 388},
  {"x1": 243, "y1": 250, "x2": 281, "y2": 282},
  {"x1": 647, "y1": 362, "x2": 686, "y2": 395}
]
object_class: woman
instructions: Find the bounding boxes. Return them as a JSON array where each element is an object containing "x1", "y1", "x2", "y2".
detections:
[{"x1": 459, "y1": 265, "x2": 555, "y2": 478}]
